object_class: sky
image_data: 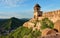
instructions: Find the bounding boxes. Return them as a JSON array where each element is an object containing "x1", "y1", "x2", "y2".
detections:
[{"x1": 0, "y1": 0, "x2": 60, "y2": 19}]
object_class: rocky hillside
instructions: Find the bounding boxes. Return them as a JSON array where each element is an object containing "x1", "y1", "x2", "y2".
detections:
[
  {"x1": 23, "y1": 10, "x2": 60, "y2": 31},
  {"x1": 23, "y1": 10, "x2": 60, "y2": 38}
]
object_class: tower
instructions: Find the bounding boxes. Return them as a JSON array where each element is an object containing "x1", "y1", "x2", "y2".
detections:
[{"x1": 34, "y1": 4, "x2": 42, "y2": 19}]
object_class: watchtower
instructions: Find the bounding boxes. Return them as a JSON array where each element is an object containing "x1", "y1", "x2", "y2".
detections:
[{"x1": 34, "y1": 4, "x2": 42, "y2": 19}]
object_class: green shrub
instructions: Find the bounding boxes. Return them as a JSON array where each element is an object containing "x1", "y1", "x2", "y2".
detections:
[{"x1": 40, "y1": 18, "x2": 54, "y2": 30}]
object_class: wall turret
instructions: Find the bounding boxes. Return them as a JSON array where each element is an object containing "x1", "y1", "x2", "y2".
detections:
[{"x1": 34, "y1": 4, "x2": 42, "y2": 19}]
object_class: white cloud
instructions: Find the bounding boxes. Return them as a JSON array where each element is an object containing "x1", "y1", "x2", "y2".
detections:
[{"x1": 0, "y1": 0, "x2": 27, "y2": 8}]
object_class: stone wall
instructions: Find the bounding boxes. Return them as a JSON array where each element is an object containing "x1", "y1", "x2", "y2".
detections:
[
  {"x1": 43, "y1": 10, "x2": 60, "y2": 17},
  {"x1": 42, "y1": 10, "x2": 60, "y2": 23}
]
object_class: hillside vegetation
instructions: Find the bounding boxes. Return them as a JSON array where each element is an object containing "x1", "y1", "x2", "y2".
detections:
[{"x1": 0, "y1": 17, "x2": 54, "y2": 38}]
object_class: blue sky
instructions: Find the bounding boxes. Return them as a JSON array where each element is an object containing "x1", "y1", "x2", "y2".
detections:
[{"x1": 0, "y1": 0, "x2": 60, "y2": 18}]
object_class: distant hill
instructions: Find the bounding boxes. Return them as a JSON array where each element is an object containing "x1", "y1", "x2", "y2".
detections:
[{"x1": 0, "y1": 17, "x2": 29, "y2": 35}]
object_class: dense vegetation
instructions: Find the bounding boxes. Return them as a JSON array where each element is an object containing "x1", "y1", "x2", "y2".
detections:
[
  {"x1": 0, "y1": 26, "x2": 41, "y2": 38},
  {"x1": 9, "y1": 26, "x2": 41, "y2": 38}
]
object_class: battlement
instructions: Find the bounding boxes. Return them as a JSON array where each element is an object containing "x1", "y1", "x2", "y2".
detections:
[{"x1": 43, "y1": 10, "x2": 60, "y2": 17}]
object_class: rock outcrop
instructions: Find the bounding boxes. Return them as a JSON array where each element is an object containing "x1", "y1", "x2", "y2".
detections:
[{"x1": 40, "y1": 33, "x2": 60, "y2": 38}]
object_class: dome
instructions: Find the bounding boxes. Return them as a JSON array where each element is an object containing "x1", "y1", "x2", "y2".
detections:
[{"x1": 34, "y1": 4, "x2": 41, "y2": 8}]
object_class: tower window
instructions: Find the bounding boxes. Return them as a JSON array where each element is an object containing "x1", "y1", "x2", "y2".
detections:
[
  {"x1": 34, "y1": 15, "x2": 36, "y2": 18},
  {"x1": 38, "y1": 15, "x2": 41, "y2": 17}
]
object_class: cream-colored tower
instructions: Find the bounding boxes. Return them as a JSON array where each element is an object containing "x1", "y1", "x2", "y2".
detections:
[{"x1": 34, "y1": 4, "x2": 42, "y2": 20}]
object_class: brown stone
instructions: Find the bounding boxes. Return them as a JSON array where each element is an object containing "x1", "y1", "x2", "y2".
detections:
[
  {"x1": 54, "y1": 20, "x2": 60, "y2": 33},
  {"x1": 42, "y1": 28, "x2": 56, "y2": 36}
]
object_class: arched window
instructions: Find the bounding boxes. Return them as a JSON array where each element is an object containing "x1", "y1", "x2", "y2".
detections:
[
  {"x1": 38, "y1": 11, "x2": 42, "y2": 17},
  {"x1": 54, "y1": 29, "x2": 58, "y2": 32}
]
